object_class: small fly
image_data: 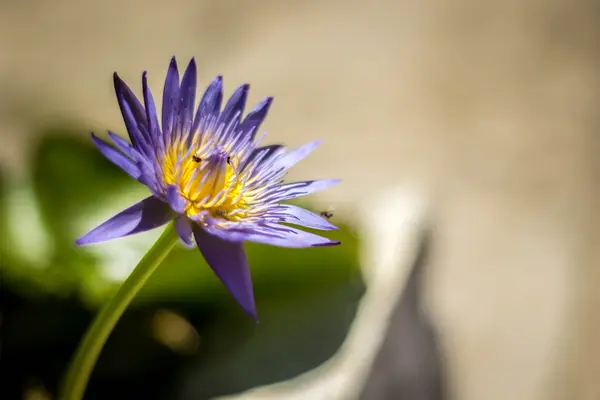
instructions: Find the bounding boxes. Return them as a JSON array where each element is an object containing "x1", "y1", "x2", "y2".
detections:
[{"x1": 319, "y1": 208, "x2": 334, "y2": 220}]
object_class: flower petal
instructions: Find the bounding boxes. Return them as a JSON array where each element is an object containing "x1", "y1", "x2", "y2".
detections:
[
  {"x1": 280, "y1": 179, "x2": 340, "y2": 199},
  {"x1": 275, "y1": 204, "x2": 338, "y2": 231},
  {"x1": 107, "y1": 132, "x2": 153, "y2": 170},
  {"x1": 192, "y1": 76, "x2": 223, "y2": 136},
  {"x1": 175, "y1": 216, "x2": 194, "y2": 247},
  {"x1": 142, "y1": 71, "x2": 161, "y2": 144},
  {"x1": 239, "y1": 96, "x2": 273, "y2": 141},
  {"x1": 106, "y1": 131, "x2": 161, "y2": 193},
  {"x1": 76, "y1": 196, "x2": 173, "y2": 245},
  {"x1": 242, "y1": 144, "x2": 284, "y2": 172},
  {"x1": 178, "y1": 58, "x2": 197, "y2": 139},
  {"x1": 113, "y1": 72, "x2": 151, "y2": 151},
  {"x1": 201, "y1": 220, "x2": 340, "y2": 248},
  {"x1": 166, "y1": 185, "x2": 188, "y2": 214},
  {"x1": 218, "y1": 84, "x2": 249, "y2": 131},
  {"x1": 162, "y1": 56, "x2": 180, "y2": 141},
  {"x1": 91, "y1": 133, "x2": 141, "y2": 180},
  {"x1": 192, "y1": 224, "x2": 257, "y2": 319},
  {"x1": 107, "y1": 131, "x2": 137, "y2": 159},
  {"x1": 259, "y1": 179, "x2": 341, "y2": 203},
  {"x1": 274, "y1": 139, "x2": 321, "y2": 171}
]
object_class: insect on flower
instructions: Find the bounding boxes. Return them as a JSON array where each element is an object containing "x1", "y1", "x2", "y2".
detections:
[
  {"x1": 76, "y1": 57, "x2": 341, "y2": 319},
  {"x1": 319, "y1": 208, "x2": 334, "y2": 220}
]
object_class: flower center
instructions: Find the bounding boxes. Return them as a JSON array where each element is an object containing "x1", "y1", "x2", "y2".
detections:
[{"x1": 162, "y1": 144, "x2": 249, "y2": 220}]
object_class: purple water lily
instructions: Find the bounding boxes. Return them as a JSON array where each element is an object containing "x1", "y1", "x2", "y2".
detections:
[{"x1": 76, "y1": 57, "x2": 340, "y2": 319}]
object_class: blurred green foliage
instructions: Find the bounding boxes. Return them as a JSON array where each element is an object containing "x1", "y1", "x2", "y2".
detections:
[
  {"x1": 0, "y1": 126, "x2": 363, "y2": 399},
  {"x1": 1, "y1": 126, "x2": 360, "y2": 308}
]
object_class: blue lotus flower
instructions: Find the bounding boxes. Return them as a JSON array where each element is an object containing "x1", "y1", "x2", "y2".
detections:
[{"x1": 77, "y1": 57, "x2": 340, "y2": 318}]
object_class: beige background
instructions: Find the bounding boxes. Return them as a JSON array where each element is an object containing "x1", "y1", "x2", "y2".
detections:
[{"x1": 1, "y1": 0, "x2": 599, "y2": 399}]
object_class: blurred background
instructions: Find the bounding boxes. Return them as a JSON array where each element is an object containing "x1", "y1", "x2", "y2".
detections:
[{"x1": 1, "y1": 0, "x2": 599, "y2": 399}]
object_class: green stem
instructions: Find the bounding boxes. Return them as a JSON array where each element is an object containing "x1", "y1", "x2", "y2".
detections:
[{"x1": 60, "y1": 222, "x2": 179, "y2": 400}]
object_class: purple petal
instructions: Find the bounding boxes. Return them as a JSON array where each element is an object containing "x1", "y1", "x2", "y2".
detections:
[
  {"x1": 242, "y1": 144, "x2": 284, "y2": 173},
  {"x1": 142, "y1": 71, "x2": 161, "y2": 143},
  {"x1": 113, "y1": 73, "x2": 151, "y2": 150},
  {"x1": 192, "y1": 76, "x2": 223, "y2": 135},
  {"x1": 76, "y1": 196, "x2": 173, "y2": 245},
  {"x1": 107, "y1": 131, "x2": 152, "y2": 168},
  {"x1": 256, "y1": 179, "x2": 340, "y2": 203},
  {"x1": 192, "y1": 224, "x2": 257, "y2": 319},
  {"x1": 175, "y1": 216, "x2": 194, "y2": 247},
  {"x1": 275, "y1": 204, "x2": 338, "y2": 231},
  {"x1": 162, "y1": 56, "x2": 180, "y2": 140},
  {"x1": 239, "y1": 96, "x2": 273, "y2": 140},
  {"x1": 91, "y1": 133, "x2": 141, "y2": 180},
  {"x1": 218, "y1": 84, "x2": 249, "y2": 130},
  {"x1": 201, "y1": 221, "x2": 340, "y2": 248},
  {"x1": 107, "y1": 131, "x2": 136, "y2": 158},
  {"x1": 178, "y1": 58, "x2": 197, "y2": 137},
  {"x1": 106, "y1": 131, "x2": 158, "y2": 191},
  {"x1": 166, "y1": 185, "x2": 187, "y2": 214},
  {"x1": 276, "y1": 179, "x2": 340, "y2": 201},
  {"x1": 274, "y1": 139, "x2": 321, "y2": 171}
]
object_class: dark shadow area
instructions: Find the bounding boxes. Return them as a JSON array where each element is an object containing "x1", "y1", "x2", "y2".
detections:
[
  {"x1": 359, "y1": 228, "x2": 447, "y2": 400},
  {"x1": 0, "y1": 270, "x2": 364, "y2": 400}
]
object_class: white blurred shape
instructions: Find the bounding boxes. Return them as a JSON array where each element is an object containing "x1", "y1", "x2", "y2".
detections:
[{"x1": 216, "y1": 185, "x2": 428, "y2": 400}]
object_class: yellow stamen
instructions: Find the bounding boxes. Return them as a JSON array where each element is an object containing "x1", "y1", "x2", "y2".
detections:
[{"x1": 162, "y1": 142, "x2": 251, "y2": 221}]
